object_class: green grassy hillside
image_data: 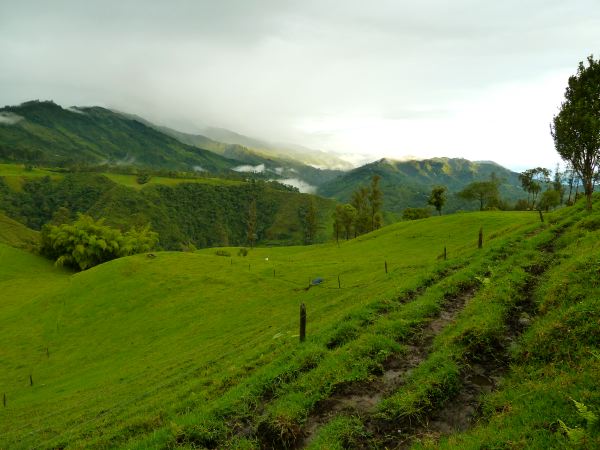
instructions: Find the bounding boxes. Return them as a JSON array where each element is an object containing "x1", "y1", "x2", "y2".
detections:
[
  {"x1": 0, "y1": 211, "x2": 539, "y2": 449},
  {"x1": 318, "y1": 157, "x2": 526, "y2": 213},
  {"x1": 0, "y1": 213, "x2": 39, "y2": 250},
  {"x1": 0, "y1": 101, "x2": 238, "y2": 172}
]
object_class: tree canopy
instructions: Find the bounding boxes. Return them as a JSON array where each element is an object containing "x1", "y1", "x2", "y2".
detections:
[
  {"x1": 427, "y1": 185, "x2": 447, "y2": 215},
  {"x1": 551, "y1": 55, "x2": 600, "y2": 211},
  {"x1": 458, "y1": 180, "x2": 499, "y2": 211},
  {"x1": 40, "y1": 214, "x2": 158, "y2": 270}
]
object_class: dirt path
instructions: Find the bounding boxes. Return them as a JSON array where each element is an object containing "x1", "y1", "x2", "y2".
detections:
[
  {"x1": 297, "y1": 286, "x2": 477, "y2": 448},
  {"x1": 371, "y1": 229, "x2": 561, "y2": 449}
]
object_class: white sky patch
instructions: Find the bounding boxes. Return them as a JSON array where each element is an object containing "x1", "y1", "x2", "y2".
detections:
[
  {"x1": 233, "y1": 163, "x2": 265, "y2": 173},
  {"x1": 278, "y1": 178, "x2": 317, "y2": 194},
  {"x1": 295, "y1": 72, "x2": 569, "y2": 171},
  {"x1": 0, "y1": 112, "x2": 24, "y2": 125}
]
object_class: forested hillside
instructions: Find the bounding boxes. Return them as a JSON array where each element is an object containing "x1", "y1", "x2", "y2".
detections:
[
  {"x1": 0, "y1": 101, "x2": 239, "y2": 172},
  {"x1": 319, "y1": 157, "x2": 526, "y2": 212},
  {"x1": 0, "y1": 172, "x2": 336, "y2": 249}
]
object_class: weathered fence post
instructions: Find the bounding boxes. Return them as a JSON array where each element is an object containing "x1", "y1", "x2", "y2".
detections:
[
  {"x1": 29, "y1": 375, "x2": 33, "y2": 387},
  {"x1": 478, "y1": 227, "x2": 483, "y2": 249},
  {"x1": 444, "y1": 246, "x2": 447, "y2": 260},
  {"x1": 385, "y1": 260, "x2": 388, "y2": 274},
  {"x1": 299, "y1": 303, "x2": 306, "y2": 342},
  {"x1": 338, "y1": 275, "x2": 341, "y2": 289},
  {"x1": 538, "y1": 210, "x2": 544, "y2": 223}
]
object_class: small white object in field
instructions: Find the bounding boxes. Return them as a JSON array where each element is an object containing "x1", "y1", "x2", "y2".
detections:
[{"x1": 265, "y1": 257, "x2": 269, "y2": 261}]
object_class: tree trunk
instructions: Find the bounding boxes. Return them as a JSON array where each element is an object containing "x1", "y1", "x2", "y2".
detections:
[{"x1": 585, "y1": 180, "x2": 594, "y2": 211}]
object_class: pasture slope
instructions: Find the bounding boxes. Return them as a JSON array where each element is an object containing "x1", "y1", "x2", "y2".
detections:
[{"x1": 0, "y1": 202, "x2": 598, "y2": 449}]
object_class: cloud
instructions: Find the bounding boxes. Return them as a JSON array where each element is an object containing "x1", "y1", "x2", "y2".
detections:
[
  {"x1": 0, "y1": 112, "x2": 24, "y2": 125},
  {"x1": 278, "y1": 178, "x2": 316, "y2": 194},
  {"x1": 233, "y1": 163, "x2": 265, "y2": 173}
]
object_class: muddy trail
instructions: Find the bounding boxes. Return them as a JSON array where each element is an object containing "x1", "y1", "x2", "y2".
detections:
[
  {"x1": 296, "y1": 285, "x2": 478, "y2": 448},
  {"x1": 368, "y1": 228, "x2": 562, "y2": 449}
]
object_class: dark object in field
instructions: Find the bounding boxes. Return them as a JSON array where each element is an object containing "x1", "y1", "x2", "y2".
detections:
[
  {"x1": 300, "y1": 303, "x2": 306, "y2": 342},
  {"x1": 147, "y1": 253, "x2": 156, "y2": 258},
  {"x1": 478, "y1": 227, "x2": 483, "y2": 249},
  {"x1": 311, "y1": 277, "x2": 324, "y2": 285},
  {"x1": 538, "y1": 210, "x2": 544, "y2": 223}
]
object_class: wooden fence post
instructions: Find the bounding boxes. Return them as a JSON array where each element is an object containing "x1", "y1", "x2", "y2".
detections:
[
  {"x1": 29, "y1": 375, "x2": 33, "y2": 387},
  {"x1": 338, "y1": 275, "x2": 341, "y2": 289},
  {"x1": 478, "y1": 227, "x2": 483, "y2": 249},
  {"x1": 538, "y1": 210, "x2": 544, "y2": 223},
  {"x1": 385, "y1": 260, "x2": 388, "y2": 274},
  {"x1": 300, "y1": 303, "x2": 306, "y2": 343},
  {"x1": 444, "y1": 246, "x2": 447, "y2": 260}
]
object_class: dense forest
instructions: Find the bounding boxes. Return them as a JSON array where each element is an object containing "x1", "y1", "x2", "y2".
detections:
[{"x1": 0, "y1": 174, "x2": 336, "y2": 249}]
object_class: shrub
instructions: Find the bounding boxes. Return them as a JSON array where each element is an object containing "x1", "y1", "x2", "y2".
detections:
[
  {"x1": 40, "y1": 214, "x2": 158, "y2": 270},
  {"x1": 238, "y1": 247, "x2": 249, "y2": 257},
  {"x1": 402, "y1": 207, "x2": 431, "y2": 220},
  {"x1": 215, "y1": 250, "x2": 231, "y2": 257}
]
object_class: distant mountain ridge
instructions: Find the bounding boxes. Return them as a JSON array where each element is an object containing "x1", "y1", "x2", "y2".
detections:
[
  {"x1": 0, "y1": 100, "x2": 239, "y2": 172},
  {"x1": 319, "y1": 157, "x2": 526, "y2": 213}
]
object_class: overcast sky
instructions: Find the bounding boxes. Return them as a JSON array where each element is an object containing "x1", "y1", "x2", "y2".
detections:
[{"x1": 1, "y1": 0, "x2": 599, "y2": 170}]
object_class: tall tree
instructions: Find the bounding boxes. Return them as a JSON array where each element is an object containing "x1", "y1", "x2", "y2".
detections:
[
  {"x1": 301, "y1": 197, "x2": 319, "y2": 244},
  {"x1": 246, "y1": 198, "x2": 257, "y2": 248},
  {"x1": 519, "y1": 167, "x2": 550, "y2": 209},
  {"x1": 427, "y1": 185, "x2": 447, "y2": 216},
  {"x1": 368, "y1": 174, "x2": 383, "y2": 231},
  {"x1": 553, "y1": 164, "x2": 565, "y2": 205},
  {"x1": 458, "y1": 181, "x2": 499, "y2": 211},
  {"x1": 551, "y1": 55, "x2": 600, "y2": 211},
  {"x1": 340, "y1": 204, "x2": 356, "y2": 240},
  {"x1": 351, "y1": 186, "x2": 370, "y2": 236}
]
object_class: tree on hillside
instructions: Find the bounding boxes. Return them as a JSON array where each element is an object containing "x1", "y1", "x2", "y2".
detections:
[
  {"x1": 519, "y1": 167, "x2": 550, "y2": 209},
  {"x1": 538, "y1": 189, "x2": 561, "y2": 212},
  {"x1": 553, "y1": 164, "x2": 565, "y2": 205},
  {"x1": 458, "y1": 180, "x2": 499, "y2": 211},
  {"x1": 300, "y1": 197, "x2": 319, "y2": 244},
  {"x1": 40, "y1": 214, "x2": 158, "y2": 270},
  {"x1": 340, "y1": 204, "x2": 356, "y2": 240},
  {"x1": 246, "y1": 198, "x2": 257, "y2": 248},
  {"x1": 368, "y1": 174, "x2": 383, "y2": 231},
  {"x1": 351, "y1": 186, "x2": 370, "y2": 236},
  {"x1": 551, "y1": 55, "x2": 600, "y2": 211},
  {"x1": 428, "y1": 185, "x2": 448, "y2": 216}
]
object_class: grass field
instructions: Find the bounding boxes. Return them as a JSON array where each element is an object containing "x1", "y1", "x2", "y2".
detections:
[
  {"x1": 0, "y1": 213, "x2": 39, "y2": 250},
  {"x1": 0, "y1": 203, "x2": 598, "y2": 449},
  {"x1": 0, "y1": 211, "x2": 534, "y2": 448}
]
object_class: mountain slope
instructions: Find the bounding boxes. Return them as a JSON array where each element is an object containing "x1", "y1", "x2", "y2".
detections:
[
  {"x1": 200, "y1": 126, "x2": 353, "y2": 170},
  {"x1": 319, "y1": 157, "x2": 525, "y2": 212},
  {"x1": 0, "y1": 101, "x2": 239, "y2": 172},
  {"x1": 157, "y1": 125, "x2": 344, "y2": 189}
]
